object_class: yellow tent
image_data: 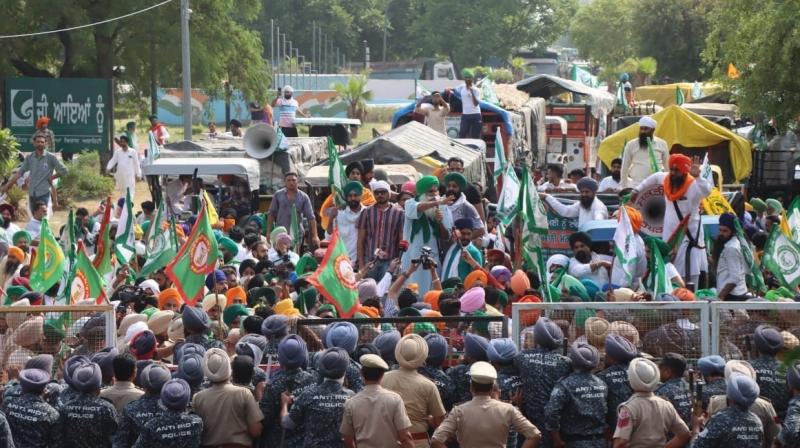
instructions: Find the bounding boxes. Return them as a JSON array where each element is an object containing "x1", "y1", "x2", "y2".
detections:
[
  {"x1": 597, "y1": 105, "x2": 753, "y2": 182},
  {"x1": 633, "y1": 83, "x2": 723, "y2": 107}
]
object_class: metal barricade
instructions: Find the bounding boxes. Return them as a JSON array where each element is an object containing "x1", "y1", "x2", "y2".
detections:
[
  {"x1": 511, "y1": 302, "x2": 710, "y2": 361},
  {"x1": 710, "y1": 301, "x2": 800, "y2": 359}
]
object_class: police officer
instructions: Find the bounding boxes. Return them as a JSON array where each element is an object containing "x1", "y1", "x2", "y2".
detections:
[
  {"x1": 261, "y1": 314, "x2": 289, "y2": 356},
  {"x1": 3, "y1": 368, "x2": 60, "y2": 447},
  {"x1": 612, "y1": 358, "x2": 690, "y2": 447},
  {"x1": 449, "y1": 333, "x2": 490, "y2": 406},
  {"x1": 174, "y1": 306, "x2": 225, "y2": 354},
  {"x1": 544, "y1": 342, "x2": 608, "y2": 448},
  {"x1": 281, "y1": 347, "x2": 355, "y2": 446},
  {"x1": 597, "y1": 334, "x2": 637, "y2": 428},
  {"x1": 778, "y1": 361, "x2": 800, "y2": 446},
  {"x1": 323, "y1": 322, "x2": 365, "y2": 392},
  {"x1": 431, "y1": 361, "x2": 542, "y2": 448},
  {"x1": 487, "y1": 337, "x2": 523, "y2": 448},
  {"x1": 2, "y1": 354, "x2": 62, "y2": 407},
  {"x1": 751, "y1": 324, "x2": 789, "y2": 419},
  {"x1": 693, "y1": 373, "x2": 764, "y2": 447},
  {"x1": 260, "y1": 334, "x2": 316, "y2": 448},
  {"x1": 514, "y1": 317, "x2": 571, "y2": 448},
  {"x1": 0, "y1": 410, "x2": 12, "y2": 448},
  {"x1": 697, "y1": 355, "x2": 727, "y2": 410},
  {"x1": 114, "y1": 362, "x2": 172, "y2": 447},
  {"x1": 374, "y1": 329, "x2": 402, "y2": 370},
  {"x1": 419, "y1": 333, "x2": 456, "y2": 411},
  {"x1": 132, "y1": 379, "x2": 203, "y2": 447},
  {"x1": 59, "y1": 361, "x2": 118, "y2": 447},
  {"x1": 54, "y1": 355, "x2": 91, "y2": 408},
  {"x1": 655, "y1": 353, "x2": 692, "y2": 426},
  {"x1": 175, "y1": 352, "x2": 206, "y2": 399}
]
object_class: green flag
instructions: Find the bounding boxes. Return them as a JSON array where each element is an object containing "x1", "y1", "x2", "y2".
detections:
[
  {"x1": 493, "y1": 131, "x2": 507, "y2": 181},
  {"x1": 115, "y1": 187, "x2": 136, "y2": 266},
  {"x1": 69, "y1": 241, "x2": 107, "y2": 304},
  {"x1": 613, "y1": 205, "x2": 641, "y2": 285},
  {"x1": 734, "y1": 219, "x2": 766, "y2": 294},
  {"x1": 57, "y1": 209, "x2": 77, "y2": 304},
  {"x1": 30, "y1": 218, "x2": 65, "y2": 293},
  {"x1": 788, "y1": 196, "x2": 800, "y2": 244},
  {"x1": 327, "y1": 137, "x2": 347, "y2": 207},
  {"x1": 763, "y1": 227, "x2": 800, "y2": 290},
  {"x1": 290, "y1": 204, "x2": 302, "y2": 254},
  {"x1": 496, "y1": 162, "x2": 520, "y2": 226},
  {"x1": 645, "y1": 238, "x2": 672, "y2": 296},
  {"x1": 646, "y1": 138, "x2": 660, "y2": 174},
  {"x1": 517, "y1": 167, "x2": 552, "y2": 300},
  {"x1": 675, "y1": 86, "x2": 685, "y2": 106},
  {"x1": 165, "y1": 200, "x2": 220, "y2": 306},
  {"x1": 307, "y1": 229, "x2": 360, "y2": 318},
  {"x1": 139, "y1": 198, "x2": 178, "y2": 278},
  {"x1": 93, "y1": 197, "x2": 113, "y2": 276}
]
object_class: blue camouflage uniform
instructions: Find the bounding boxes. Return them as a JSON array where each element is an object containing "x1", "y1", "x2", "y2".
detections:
[
  {"x1": 113, "y1": 394, "x2": 164, "y2": 448},
  {"x1": 3, "y1": 392, "x2": 60, "y2": 448},
  {"x1": 448, "y1": 363, "x2": 473, "y2": 405},
  {"x1": 693, "y1": 406, "x2": 763, "y2": 447},
  {"x1": 265, "y1": 338, "x2": 280, "y2": 357},
  {"x1": 419, "y1": 364, "x2": 456, "y2": 411},
  {"x1": 3, "y1": 380, "x2": 63, "y2": 409},
  {"x1": 284, "y1": 379, "x2": 355, "y2": 447},
  {"x1": 778, "y1": 395, "x2": 800, "y2": 447},
  {"x1": 655, "y1": 378, "x2": 692, "y2": 426},
  {"x1": 54, "y1": 383, "x2": 80, "y2": 408},
  {"x1": 316, "y1": 359, "x2": 364, "y2": 393},
  {"x1": 0, "y1": 411, "x2": 14, "y2": 448},
  {"x1": 259, "y1": 369, "x2": 316, "y2": 448},
  {"x1": 751, "y1": 355, "x2": 789, "y2": 419},
  {"x1": 58, "y1": 393, "x2": 118, "y2": 447},
  {"x1": 700, "y1": 378, "x2": 727, "y2": 410},
  {"x1": 544, "y1": 371, "x2": 608, "y2": 448},
  {"x1": 131, "y1": 409, "x2": 204, "y2": 448},
  {"x1": 514, "y1": 348, "x2": 571, "y2": 447},
  {"x1": 174, "y1": 334, "x2": 225, "y2": 354},
  {"x1": 597, "y1": 362, "x2": 633, "y2": 428},
  {"x1": 497, "y1": 364, "x2": 523, "y2": 448}
]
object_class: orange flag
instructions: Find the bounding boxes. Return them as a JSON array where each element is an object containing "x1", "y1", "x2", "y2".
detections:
[{"x1": 727, "y1": 63, "x2": 740, "y2": 79}]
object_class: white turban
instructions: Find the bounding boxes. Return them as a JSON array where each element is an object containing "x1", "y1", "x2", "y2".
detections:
[
  {"x1": 628, "y1": 358, "x2": 660, "y2": 392},
  {"x1": 369, "y1": 180, "x2": 391, "y2": 193},
  {"x1": 283, "y1": 85, "x2": 294, "y2": 93},
  {"x1": 638, "y1": 116, "x2": 657, "y2": 129}
]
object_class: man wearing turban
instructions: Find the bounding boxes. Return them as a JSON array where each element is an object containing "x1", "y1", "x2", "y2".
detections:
[
  {"x1": 610, "y1": 206, "x2": 648, "y2": 289},
  {"x1": 456, "y1": 70, "x2": 482, "y2": 139},
  {"x1": 401, "y1": 175, "x2": 453, "y2": 295},
  {"x1": 319, "y1": 161, "x2": 375, "y2": 232},
  {"x1": 331, "y1": 180, "x2": 364, "y2": 262},
  {"x1": 620, "y1": 115, "x2": 669, "y2": 188},
  {"x1": 443, "y1": 171, "x2": 484, "y2": 237},
  {"x1": 541, "y1": 177, "x2": 608, "y2": 227},
  {"x1": 632, "y1": 153, "x2": 711, "y2": 285},
  {"x1": 713, "y1": 212, "x2": 749, "y2": 300},
  {"x1": 440, "y1": 218, "x2": 484, "y2": 281}
]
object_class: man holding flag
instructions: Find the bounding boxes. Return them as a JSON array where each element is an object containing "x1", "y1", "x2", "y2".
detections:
[
  {"x1": 632, "y1": 154, "x2": 712, "y2": 287},
  {"x1": 714, "y1": 213, "x2": 750, "y2": 300},
  {"x1": 620, "y1": 116, "x2": 669, "y2": 188}
]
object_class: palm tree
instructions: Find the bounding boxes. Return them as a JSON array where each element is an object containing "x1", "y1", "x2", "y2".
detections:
[{"x1": 332, "y1": 72, "x2": 373, "y2": 138}]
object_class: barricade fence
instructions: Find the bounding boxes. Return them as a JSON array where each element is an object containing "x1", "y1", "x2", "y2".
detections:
[
  {"x1": 0, "y1": 305, "x2": 115, "y2": 381},
  {"x1": 710, "y1": 301, "x2": 800, "y2": 359}
]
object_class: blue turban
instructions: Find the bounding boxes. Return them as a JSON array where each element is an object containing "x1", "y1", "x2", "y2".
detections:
[
  {"x1": 754, "y1": 325, "x2": 783, "y2": 355},
  {"x1": 19, "y1": 368, "x2": 50, "y2": 394},
  {"x1": 161, "y1": 378, "x2": 191, "y2": 411},
  {"x1": 261, "y1": 314, "x2": 289, "y2": 339},
  {"x1": 727, "y1": 373, "x2": 759, "y2": 408},
  {"x1": 569, "y1": 342, "x2": 599, "y2": 371},
  {"x1": 317, "y1": 347, "x2": 349, "y2": 379},
  {"x1": 605, "y1": 334, "x2": 637, "y2": 363},
  {"x1": 325, "y1": 322, "x2": 359, "y2": 354},
  {"x1": 205, "y1": 270, "x2": 226, "y2": 291},
  {"x1": 463, "y1": 333, "x2": 489, "y2": 362},
  {"x1": 487, "y1": 338, "x2": 518, "y2": 364},
  {"x1": 182, "y1": 306, "x2": 210, "y2": 333},
  {"x1": 424, "y1": 333, "x2": 448, "y2": 366},
  {"x1": 697, "y1": 355, "x2": 726, "y2": 377},
  {"x1": 278, "y1": 335, "x2": 308, "y2": 370},
  {"x1": 534, "y1": 317, "x2": 563, "y2": 350},
  {"x1": 140, "y1": 363, "x2": 172, "y2": 393},
  {"x1": 72, "y1": 362, "x2": 103, "y2": 393},
  {"x1": 176, "y1": 353, "x2": 205, "y2": 386},
  {"x1": 373, "y1": 330, "x2": 401, "y2": 361}
]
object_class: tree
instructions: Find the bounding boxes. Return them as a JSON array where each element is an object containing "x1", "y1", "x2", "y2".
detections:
[
  {"x1": 703, "y1": 0, "x2": 800, "y2": 128},
  {"x1": 617, "y1": 57, "x2": 658, "y2": 86},
  {"x1": 570, "y1": 0, "x2": 636, "y2": 69},
  {"x1": 332, "y1": 72, "x2": 373, "y2": 136}
]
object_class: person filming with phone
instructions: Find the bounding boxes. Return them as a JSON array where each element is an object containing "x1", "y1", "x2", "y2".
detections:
[{"x1": 271, "y1": 85, "x2": 309, "y2": 137}]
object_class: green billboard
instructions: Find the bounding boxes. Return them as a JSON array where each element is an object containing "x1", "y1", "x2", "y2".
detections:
[{"x1": 3, "y1": 77, "x2": 112, "y2": 153}]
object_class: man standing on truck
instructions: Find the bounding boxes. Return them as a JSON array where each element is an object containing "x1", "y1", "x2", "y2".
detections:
[
  {"x1": 272, "y1": 85, "x2": 309, "y2": 137},
  {"x1": 620, "y1": 116, "x2": 669, "y2": 188},
  {"x1": 455, "y1": 70, "x2": 482, "y2": 139},
  {"x1": 415, "y1": 91, "x2": 450, "y2": 135}
]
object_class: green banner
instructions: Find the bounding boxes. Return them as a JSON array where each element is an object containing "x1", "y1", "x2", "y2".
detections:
[{"x1": 3, "y1": 77, "x2": 112, "y2": 153}]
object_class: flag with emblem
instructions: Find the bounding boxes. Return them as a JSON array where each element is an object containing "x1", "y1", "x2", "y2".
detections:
[
  {"x1": 165, "y1": 199, "x2": 219, "y2": 305},
  {"x1": 517, "y1": 167, "x2": 554, "y2": 301},
  {"x1": 115, "y1": 187, "x2": 136, "y2": 266},
  {"x1": 788, "y1": 197, "x2": 800, "y2": 243},
  {"x1": 763, "y1": 226, "x2": 800, "y2": 290},
  {"x1": 307, "y1": 229, "x2": 360, "y2": 317},
  {"x1": 29, "y1": 218, "x2": 65, "y2": 293},
  {"x1": 327, "y1": 137, "x2": 347, "y2": 206},
  {"x1": 613, "y1": 206, "x2": 641, "y2": 285},
  {"x1": 93, "y1": 196, "x2": 113, "y2": 276},
  {"x1": 139, "y1": 198, "x2": 178, "y2": 278},
  {"x1": 735, "y1": 219, "x2": 765, "y2": 293},
  {"x1": 496, "y1": 162, "x2": 520, "y2": 226},
  {"x1": 68, "y1": 241, "x2": 107, "y2": 304}
]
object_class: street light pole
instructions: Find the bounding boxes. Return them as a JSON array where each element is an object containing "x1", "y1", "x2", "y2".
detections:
[{"x1": 180, "y1": 0, "x2": 192, "y2": 140}]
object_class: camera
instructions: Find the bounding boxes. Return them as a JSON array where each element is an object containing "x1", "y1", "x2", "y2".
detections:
[{"x1": 411, "y1": 246, "x2": 437, "y2": 269}]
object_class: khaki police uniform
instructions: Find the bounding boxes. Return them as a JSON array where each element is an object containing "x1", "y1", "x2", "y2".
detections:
[
  {"x1": 612, "y1": 392, "x2": 689, "y2": 447},
  {"x1": 383, "y1": 367, "x2": 446, "y2": 447}
]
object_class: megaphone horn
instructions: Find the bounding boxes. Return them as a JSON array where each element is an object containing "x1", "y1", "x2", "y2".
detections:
[{"x1": 244, "y1": 123, "x2": 278, "y2": 159}]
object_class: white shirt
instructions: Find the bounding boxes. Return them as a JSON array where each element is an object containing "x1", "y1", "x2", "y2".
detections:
[
  {"x1": 611, "y1": 233, "x2": 647, "y2": 289},
  {"x1": 106, "y1": 147, "x2": 142, "y2": 191},
  {"x1": 25, "y1": 218, "x2": 42, "y2": 241},
  {"x1": 166, "y1": 179, "x2": 189, "y2": 213},
  {"x1": 598, "y1": 176, "x2": 621, "y2": 192},
  {"x1": 335, "y1": 206, "x2": 363, "y2": 263},
  {"x1": 2, "y1": 222, "x2": 20, "y2": 246},
  {"x1": 543, "y1": 195, "x2": 608, "y2": 227},
  {"x1": 716, "y1": 237, "x2": 748, "y2": 296},
  {"x1": 568, "y1": 252, "x2": 611, "y2": 288},
  {"x1": 620, "y1": 137, "x2": 670, "y2": 188},
  {"x1": 455, "y1": 84, "x2": 481, "y2": 115},
  {"x1": 538, "y1": 180, "x2": 578, "y2": 193}
]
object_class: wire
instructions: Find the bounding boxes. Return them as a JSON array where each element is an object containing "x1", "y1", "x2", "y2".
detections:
[{"x1": 0, "y1": 0, "x2": 176, "y2": 39}]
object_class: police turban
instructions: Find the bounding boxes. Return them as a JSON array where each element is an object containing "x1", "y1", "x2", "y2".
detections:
[
  {"x1": 317, "y1": 347, "x2": 349, "y2": 379},
  {"x1": 140, "y1": 362, "x2": 172, "y2": 393},
  {"x1": 463, "y1": 333, "x2": 489, "y2": 362},
  {"x1": 325, "y1": 322, "x2": 359, "y2": 354},
  {"x1": 487, "y1": 338, "x2": 518, "y2": 364},
  {"x1": 788, "y1": 362, "x2": 800, "y2": 391},
  {"x1": 395, "y1": 334, "x2": 428, "y2": 369},
  {"x1": 754, "y1": 324, "x2": 784, "y2": 355},
  {"x1": 176, "y1": 353, "x2": 205, "y2": 386},
  {"x1": 605, "y1": 334, "x2": 637, "y2": 363},
  {"x1": 90, "y1": 348, "x2": 119, "y2": 384},
  {"x1": 425, "y1": 333, "x2": 448, "y2": 366},
  {"x1": 569, "y1": 342, "x2": 599, "y2": 371},
  {"x1": 727, "y1": 373, "x2": 759, "y2": 409},
  {"x1": 534, "y1": 317, "x2": 563, "y2": 350},
  {"x1": 261, "y1": 314, "x2": 289, "y2": 339},
  {"x1": 278, "y1": 335, "x2": 308, "y2": 370},
  {"x1": 19, "y1": 368, "x2": 50, "y2": 394},
  {"x1": 161, "y1": 378, "x2": 191, "y2": 411},
  {"x1": 373, "y1": 330, "x2": 401, "y2": 362},
  {"x1": 628, "y1": 357, "x2": 660, "y2": 392},
  {"x1": 182, "y1": 306, "x2": 210, "y2": 333},
  {"x1": 204, "y1": 348, "x2": 232, "y2": 383},
  {"x1": 72, "y1": 362, "x2": 103, "y2": 393},
  {"x1": 697, "y1": 355, "x2": 726, "y2": 377}
]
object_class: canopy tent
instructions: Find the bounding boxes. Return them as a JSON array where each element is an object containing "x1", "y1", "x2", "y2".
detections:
[
  {"x1": 335, "y1": 121, "x2": 486, "y2": 185},
  {"x1": 390, "y1": 95, "x2": 515, "y2": 136},
  {"x1": 633, "y1": 83, "x2": 723, "y2": 107},
  {"x1": 143, "y1": 157, "x2": 261, "y2": 191},
  {"x1": 597, "y1": 105, "x2": 753, "y2": 182},
  {"x1": 514, "y1": 74, "x2": 615, "y2": 119}
]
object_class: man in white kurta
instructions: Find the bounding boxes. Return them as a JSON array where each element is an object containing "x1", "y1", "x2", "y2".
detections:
[
  {"x1": 632, "y1": 153, "x2": 712, "y2": 285},
  {"x1": 332, "y1": 181, "x2": 365, "y2": 263},
  {"x1": 401, "y1": 176, "x2": 453, "y2": 296},
  {"x1": 106, "y1": 135, "x2": 142, "y2": 200},
  {"x1": 541, "y1": 177, "x2": 608, "y2": 227},
  {"x1": 620, "y1": 116, "x2": 669, "y2": 188},
  {"x1": 440, "y1": 218, "x2": 483, "y2": 281}
]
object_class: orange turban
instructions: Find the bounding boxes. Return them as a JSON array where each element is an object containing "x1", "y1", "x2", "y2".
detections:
[
  {"x1": 35, "y1": 116, "x2": 50, "y2": 129},
  {"x1": 360, "y1": 306, "x2": 380, "y2": 318},
  {"x1": 7, "y1": 247, "x2": 24, "y2": 263},
  {"x1": 424, "y1": 290, "x2": 442, "y2": 311},
  {"x1": 673, "y1": 287, "x2": 696, "y2": 302},
  {"x1": 158, "y1": 288, "x2": 183, "y2": 310},
  {"x1": 225, "y1": 286, "x2": 247, "y2": 307},
  {"x1": 518, "y1": 295, "x2": 542, "y2": 327},
  {"x1": 669, "y1": 154, "x2": 692, "y2": 175},
  {"x1": 464, "y1": 270, "x2": 488, "y2": 289},
  {"x1": 620, "y1": 206, "x2": 643, "y2": 233},
  {"x1": 510, "y1": 270, "x2": 531, "y2": 295}
]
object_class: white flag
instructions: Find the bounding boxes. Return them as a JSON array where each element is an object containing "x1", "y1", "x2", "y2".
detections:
[
  {"x1": 114, "y1": 188, "x2": 136, "y2": 265},
  {"x1": 613, "y1": 206, "x2": 641, "y2": 285},
  {"x1": 496, "y1": 163, "x2": 520, "y2": 226}
]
